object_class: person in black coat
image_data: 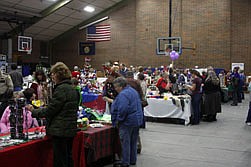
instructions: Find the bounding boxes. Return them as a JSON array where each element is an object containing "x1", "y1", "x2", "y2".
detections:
[
  {"x1": 202, "y1": 71, "x2": 222, "y2": 122},
  {"x1": 26, "y1": 62, "x2": 79, "y2": 167}
]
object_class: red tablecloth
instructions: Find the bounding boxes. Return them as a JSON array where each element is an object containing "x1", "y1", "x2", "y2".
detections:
[
  {"x1": 83, "y1": 95, "x2": 106, "y2": 111},
  {"x1": 0, "y1": 125, "x2": 119, "y2": 167},
  {"x1": 0, "y1": 128, "x2": 53, "y2": 167},
  {"x1": 73, "y1": 125, "x2": 120, "y2": 167}
]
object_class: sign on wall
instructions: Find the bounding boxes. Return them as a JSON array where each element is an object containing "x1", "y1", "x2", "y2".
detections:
[
  {"x1": 231, "y1": 63, "x2": 244, "y2": 71},
  {"x1": 79, "y1": 42, "x2": 95, "y2": 55}
]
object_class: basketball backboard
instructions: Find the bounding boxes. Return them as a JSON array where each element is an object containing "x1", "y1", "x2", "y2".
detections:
[
  {"x1": 18, "y1": 36, "x2": 32, "y2": 54},
  {"x1": 156, "y1": 37, "x2": 182, "y2": 55}
]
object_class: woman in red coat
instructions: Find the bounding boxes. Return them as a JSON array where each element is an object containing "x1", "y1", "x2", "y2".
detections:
[{"x1": 156, "y1": 72, "x2": 172, "y2": 95}]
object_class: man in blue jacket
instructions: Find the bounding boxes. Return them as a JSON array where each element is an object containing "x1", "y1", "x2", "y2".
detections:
[{"x1": 111, "y1": 77, "x2": 143, "y2": 167}]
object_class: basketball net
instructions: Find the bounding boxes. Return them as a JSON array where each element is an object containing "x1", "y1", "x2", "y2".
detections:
[
  {"x1": 165, "y1": 51, "x2": 170, "y2": 56},
  {"x1": 165, "y1": 48, "x2": 171, "y2": 56},
  {"x1": 25, "y1": 48, "x2": 32, "y2": 55}
]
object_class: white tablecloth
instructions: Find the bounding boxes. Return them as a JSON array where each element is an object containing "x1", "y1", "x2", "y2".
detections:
[{"x1": 144, "y1": 97, "x2": 191, "y2": 125}]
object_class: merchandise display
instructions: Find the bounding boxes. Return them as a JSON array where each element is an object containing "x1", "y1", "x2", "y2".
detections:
[
  {"x1": 9, "y1": 99, "x2": 26, "y2": 140},
  {"x1": 145, "y1": 91, "x2": 192, "y2": 125},
  {"x1": 77, "y1": 117, "x2": 89, "y2": 131},
  {"x1": 0, "y1": 127, "x2": 46, "y2": 150},
  {"x1": 77, "y1": 107, "x2": 111, "y2": 131},
  {"x1": 89, "y1": 123, "x2": 104, "y2": 128}
]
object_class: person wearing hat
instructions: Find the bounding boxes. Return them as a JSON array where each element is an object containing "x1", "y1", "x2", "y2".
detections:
[{"x1": 71, "y1": 65, "x2": 81, "y2": 79}]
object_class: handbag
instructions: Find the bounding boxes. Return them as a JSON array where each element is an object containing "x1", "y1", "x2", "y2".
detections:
[{"x1": 141, "y1": 99, "x2": 148, "y2": 107}]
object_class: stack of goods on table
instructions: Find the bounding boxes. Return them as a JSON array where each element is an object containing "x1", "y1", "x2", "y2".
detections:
[
  {"x1": 77, "y1": 107, "x2": 112, "y2": 130},
  {"x1": 0, "y1": 126, "x2": 46, "y2": 149}
]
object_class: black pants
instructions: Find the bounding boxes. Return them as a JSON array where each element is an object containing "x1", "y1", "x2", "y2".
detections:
[
  {"x1": 232, "y1": 88, "x2": 238, "y2": 105},
  {"x1": 52, "y1": 136, "x2": 74, "y2": 167}
]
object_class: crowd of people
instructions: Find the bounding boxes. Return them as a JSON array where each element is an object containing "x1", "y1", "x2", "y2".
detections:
[
  {"x1": 102, "y1": 62, "x2": 250, "y2": 127},
  {"x1": 0, "y1": 61, "x2": 250, "y2": 167}
]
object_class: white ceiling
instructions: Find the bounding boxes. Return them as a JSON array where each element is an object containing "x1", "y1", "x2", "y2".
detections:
[{"x1": 0, "y1": 0, "x2": 123, "y2": 41}]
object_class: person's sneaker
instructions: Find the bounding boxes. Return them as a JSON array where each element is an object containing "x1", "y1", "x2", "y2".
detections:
[{"x1": 246, "y1": 122, "x2": 251, "y2": 126}]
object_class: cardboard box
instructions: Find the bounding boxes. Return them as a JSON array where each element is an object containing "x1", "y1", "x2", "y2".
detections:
[{"x1": 97, "y1": 71, "x2": 105, "y2": 77}]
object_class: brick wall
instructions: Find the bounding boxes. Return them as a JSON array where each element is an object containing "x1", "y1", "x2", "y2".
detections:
[
  {"x1": 231, "y1": 0, "x2": 251, "y2": 75},
  {"x1": 180, "y1": 0, "x2": 231, "y2": 70},
  {"x1": 52, "y1": 0, "x2": 137, "y2": 70},
  {"x1": 52, "y1": 0, "x2": 251, "y2": 74}
]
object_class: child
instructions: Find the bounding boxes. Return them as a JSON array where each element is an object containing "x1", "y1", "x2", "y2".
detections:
[{"x1": 0, "y1": 88, "x2": 39, "y2": 133}]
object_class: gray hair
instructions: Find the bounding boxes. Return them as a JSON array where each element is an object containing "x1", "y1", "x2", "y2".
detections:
[
  {"x1": 206, "y1": 71, "x2": 219, "y2": 85},
  {"x1": 113, "y1": 77, "x2": 127, "y2": 88},
  {"x1": 207, "y1": 66, "x2": 214, "y2": 72}
]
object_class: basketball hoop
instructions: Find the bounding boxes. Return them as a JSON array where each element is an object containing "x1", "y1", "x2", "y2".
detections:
[
  {"x1": 25, "y1": 48, "x2": 32, "y2": 55},
  {"x1": 165, "y1": 51, "x2": 170, "y2": 56},
  {"x1": 164, "y1": 48, "x2": 171, "y2": 56}
]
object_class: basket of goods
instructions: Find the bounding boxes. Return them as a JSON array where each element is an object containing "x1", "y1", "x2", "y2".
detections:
[{"x1": 77, "y1": 118, "x2": 89, "y2": 131}]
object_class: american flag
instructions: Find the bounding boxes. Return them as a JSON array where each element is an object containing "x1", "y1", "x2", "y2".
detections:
[{"x1": 86, "y1": 24, "x2": 111, "y2": 42}]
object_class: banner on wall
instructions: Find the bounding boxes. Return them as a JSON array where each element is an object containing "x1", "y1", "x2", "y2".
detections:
[
  {"x1": 231, "y1": 63, "x2": 244, "y2": 71},
  {"x1": 79, "y1": 42, "x2": 95, "y2": 55}
]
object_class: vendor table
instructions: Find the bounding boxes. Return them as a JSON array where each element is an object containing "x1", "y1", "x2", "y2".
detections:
[
  {"x1": 0, "y1": 128, "x2": 53, "y2": 167},
  {"x1": 1, "y1": 125, "x2": 119, "y2": 167},
  {"x1": 144, "y1": 96, "x2": 192, "y2": 125},
  {"x1": 73, "y1": 125, "x2": 120, "y2": 167},
  {"x1": 82, "y1": 94, "x2": 106, "y2": 111}
]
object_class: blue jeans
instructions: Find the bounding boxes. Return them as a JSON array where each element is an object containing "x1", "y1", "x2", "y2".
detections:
[
  {"x1": 119, "y1": 125, "x2": 139, "y2": 165},
  {"x1": 192, "y1": 93, "x2": 202, "y2": 124}
]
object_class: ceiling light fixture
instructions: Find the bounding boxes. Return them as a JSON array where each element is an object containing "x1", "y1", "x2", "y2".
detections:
[{"x1": 84, "y1": 6, "x2": 95, "y2": 13}]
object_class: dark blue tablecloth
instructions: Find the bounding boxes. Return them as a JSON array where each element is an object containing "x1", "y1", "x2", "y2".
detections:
[{"x1": 82, "y1": 93, "x2": 99, "y2": 103}]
